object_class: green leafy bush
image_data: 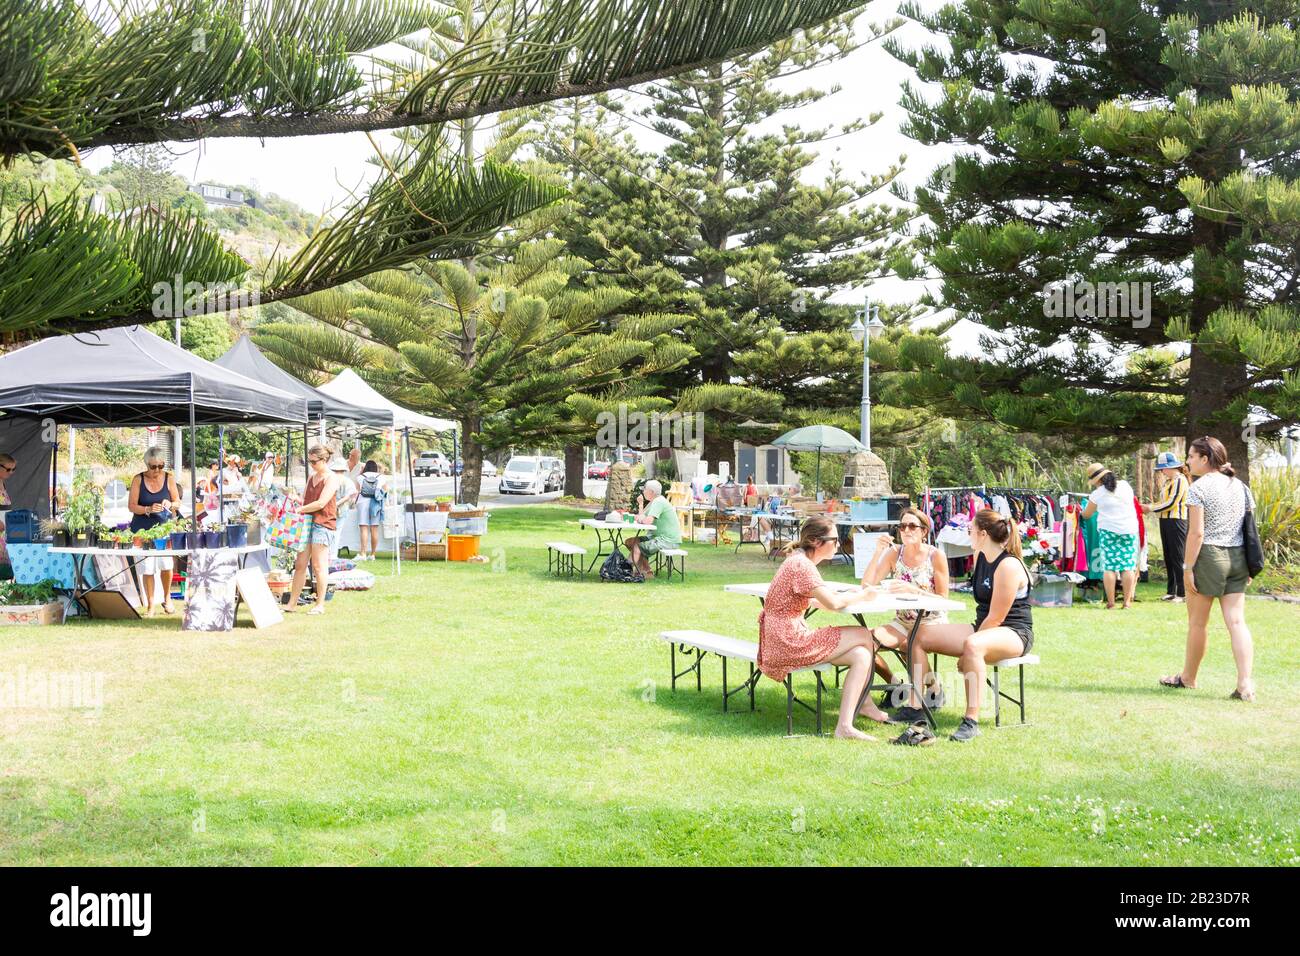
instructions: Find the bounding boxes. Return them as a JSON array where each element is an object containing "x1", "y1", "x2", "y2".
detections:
[
  {"x1": 1251, "y1": 468, "x2": 1300, "y2": 567},
  {"x1": 0, "y1": 579, "x2": 58, "y2": 606}
]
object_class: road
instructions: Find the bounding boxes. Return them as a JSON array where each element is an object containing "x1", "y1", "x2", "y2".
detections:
[{"x1": 405, "y1": 474, "x2": 608, "y2": 506}]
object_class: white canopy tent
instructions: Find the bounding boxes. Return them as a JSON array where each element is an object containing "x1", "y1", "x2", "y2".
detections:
[
  {"x1": 318, "y1": 369, "x2": 455, "y2": 433},
  {"x1": 318, "y1": 369, "x2": 456, "y2": 574}
]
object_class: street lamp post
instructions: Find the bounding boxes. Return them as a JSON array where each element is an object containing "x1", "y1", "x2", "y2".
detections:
[{"x1": 849, "y1": 303, "x2": 886, "y2": 450}]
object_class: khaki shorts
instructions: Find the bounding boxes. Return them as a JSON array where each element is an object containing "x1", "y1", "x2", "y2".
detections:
[{"x1": 1193, "y1": 544, "x2": 1249, "y2": 597}]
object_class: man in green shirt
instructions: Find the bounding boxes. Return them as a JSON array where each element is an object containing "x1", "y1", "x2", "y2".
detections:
[{"x1": 628, "y1": 479, "x2": 682, "y2": 578}]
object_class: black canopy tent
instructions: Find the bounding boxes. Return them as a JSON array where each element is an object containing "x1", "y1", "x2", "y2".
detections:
[
  {"x1": 214, "y1": 336, "x2": 394, "y2": 505},
  {"x1": 0, "y1": 326, "x2": 309, "y2": 524}
]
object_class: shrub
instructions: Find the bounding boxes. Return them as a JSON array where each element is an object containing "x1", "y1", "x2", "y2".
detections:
[{"x1": 1250, "y1": 468, "x2": 1300, "y2": 567}]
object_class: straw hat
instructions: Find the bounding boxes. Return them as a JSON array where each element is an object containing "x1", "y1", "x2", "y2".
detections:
[{"x1": 1085, "y1": 462, "x2": 1112, "y2": 486}]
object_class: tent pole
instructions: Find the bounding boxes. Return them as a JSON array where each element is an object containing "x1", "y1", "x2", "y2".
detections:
[
  {"x1": 189, "y1": 401, "x2": 197, "y2": 530},
  {"x1": 303, "y1": 425, "x2": 309, "y2": 484},
  {"x1": 405, "y1": 427, "x2": 415, "y2": 541},
  {"x1": 391, "y1": 427, "x2": 399, "y2": 576},
  {"x1": 285, "y1": 430, "x2": 291, "y2": 488},
  {"x1": 218, "y1": 425, "x2": 225, "y2": 523},
  {"x1": 453, "y1": 427, "x2": 459, "y2": 504},
  {"x1": 49, "y1": 427, "x2": 59, "y2": 520}
]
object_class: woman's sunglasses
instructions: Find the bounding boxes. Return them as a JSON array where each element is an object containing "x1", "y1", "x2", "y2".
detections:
[
  {"x1": 899, "y1": 521, "x2": 924, "y2": 531},
  {"x1": 147, "y1": 464, "x2": 165, "y2": 471}
]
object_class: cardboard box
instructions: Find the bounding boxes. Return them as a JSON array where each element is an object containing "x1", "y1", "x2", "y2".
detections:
[{"x1": 0, "y1": 601, "x2": 65, "y2": 626}]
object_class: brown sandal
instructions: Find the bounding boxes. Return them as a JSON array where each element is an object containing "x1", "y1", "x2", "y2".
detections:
[{"x1": 1160, "y1": 674, "x2": 1191, "y2": 689}]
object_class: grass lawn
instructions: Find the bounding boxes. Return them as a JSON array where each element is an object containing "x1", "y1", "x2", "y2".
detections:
[{"x1": 1, "y1": 505, "x2": 1297, "y2": 866}]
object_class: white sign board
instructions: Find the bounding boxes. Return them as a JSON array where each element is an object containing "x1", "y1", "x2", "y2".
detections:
[
  {"x1": 853, "y1": 532, "x2": 892, "y2": 580},
  {"x1": 235, "y1": 568, "x2": 284, "y2": 629}
]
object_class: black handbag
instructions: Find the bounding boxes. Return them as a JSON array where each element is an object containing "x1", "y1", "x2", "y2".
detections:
[{"x1": 1241, "y1": 483, "x2": 1265, "y2": 578}]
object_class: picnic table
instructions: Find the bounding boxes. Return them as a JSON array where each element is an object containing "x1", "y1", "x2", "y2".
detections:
[
  {"x1": 723, "y1": 581, "x2": 965, "y2": 729},
  {"x1": 578, "y1": 517, "x2": 646, "y2": 574}
]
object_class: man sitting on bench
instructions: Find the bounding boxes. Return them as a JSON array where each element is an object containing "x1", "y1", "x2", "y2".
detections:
[{"x1": 627, "y1": 480, "x2": 682, "y2": 580}]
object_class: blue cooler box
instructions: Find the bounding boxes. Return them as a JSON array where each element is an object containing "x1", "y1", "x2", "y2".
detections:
[{"x1": 4, "y1": 509, "x2": 39, "y2": 543}]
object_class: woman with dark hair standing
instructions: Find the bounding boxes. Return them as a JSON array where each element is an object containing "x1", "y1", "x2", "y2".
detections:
[
  {"x1": 1160, "y1": 437, "x2": 1256, "y2": 701},
  {"x1": 758, "y1": 515, "x2": 890, "y2": 739},
  {"x1": 1081, "y1": 462, "x2": 1139, "y2": 608},
  {"x1": 907, "y1": 509, "x2": 1033, "y2": 743}
]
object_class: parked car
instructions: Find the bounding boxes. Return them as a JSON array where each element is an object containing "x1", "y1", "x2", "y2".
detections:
[
  {"x1": 586, "y1": 461, "x2": 610, "y2": 479},
  {"x1": 413, "y1": 451, "x2": 450, "y2": 477},
  {"x1": 540, "y1": 457, "x2": 564, "y2": 492},
  {"x1": 481, "y1": 460, "x2": 498, "y2": 478},
  {"x1": 499, "y1": 456, "x2": 545, "y2": 494}
]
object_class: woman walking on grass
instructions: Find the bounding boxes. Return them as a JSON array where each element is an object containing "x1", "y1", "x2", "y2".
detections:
[
  {"x1": 758, "y1": 515, "x2": 890, "y2": 740},
  {"x1": 1160, "y1": 437, "x2": 1256, "y2": 702}
]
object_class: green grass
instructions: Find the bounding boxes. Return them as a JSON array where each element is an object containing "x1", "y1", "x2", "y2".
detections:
[{"x1": 1, "y1": 505, "x2": 1297, "y2": 866}]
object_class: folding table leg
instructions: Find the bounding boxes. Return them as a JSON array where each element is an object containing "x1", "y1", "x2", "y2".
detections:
[{"x1": 993, "y1": 666, "x2": 1001, "y2": 727}]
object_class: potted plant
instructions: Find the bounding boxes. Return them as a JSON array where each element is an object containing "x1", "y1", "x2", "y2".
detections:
[
  {"x1": 150, "y1": 525, "x2": 170, "y2": 550},
  {"x1": 202, "y1": 523, "x2": 223, "y2": 549},
  {"x1": 434, "y1": 495, "x2": 453, "y2": 513},
  {"x1": 40, "y1": 516, "x2": 69, "y2": 547},
  {"x1": 224, "y1": 521, "x2": 248, "y2": 548},
  {"x1": 63, "y1": 470, "x2": 101, "y2": 547}
]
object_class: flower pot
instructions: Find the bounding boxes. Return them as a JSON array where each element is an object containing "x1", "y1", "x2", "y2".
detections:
[
  {"x1": 169, "y1": 531, "x2": 188, "y2": 550},
  {"x1": 132, "y1": 536, "x2": 146, "y2": 550},
  {"x1": 224, "y1": 524, "x2": 248, "y2": 548},
  {"x1": 185, "y1": 532, "x2": 201, "y2": 550},
  {"x1": 201, "y1": 530, "x2": 221, "y2": 549},
  {"x1": 153, "y1": 538, "x2": 168, "y2": 551},
  {"x1": 52, "y1": 530, "x2": 70, "y2": 548}
]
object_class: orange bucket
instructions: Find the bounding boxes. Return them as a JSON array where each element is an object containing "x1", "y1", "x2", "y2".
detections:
[{"x1": 447, "y1": 534, "x2": 481, "y2": 561}]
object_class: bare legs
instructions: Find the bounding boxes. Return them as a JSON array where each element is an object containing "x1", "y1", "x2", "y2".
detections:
[
  {"x1": 286, "y1": 543, "x2": 330, "y2": 611},
  {"x1": 1103, "y1": 569, "x2": 1138, "y2": 608},
  {"x1": 627, "y1": 535, "x2": 652, "y2": 578},
  {"x1": 913, "y1": 622, "x2": 1023, "y2": 721},
  {"x1": 825, "y1": 626, "x2": 887, "y2": 738},
  {"x1": 140, "y1": 568, "x2": 175, "y2": 614},
  {"x1": 1169, "y1": 591, "x2": 1253, "y2": 697},
  {"x1": 359, "y1": 524, "x2": 378, "y2": 559}
]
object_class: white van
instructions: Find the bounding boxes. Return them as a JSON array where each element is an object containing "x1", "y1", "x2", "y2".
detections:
[{"x1": 500, "y1": 456, "x2": 548, "y2": 495}]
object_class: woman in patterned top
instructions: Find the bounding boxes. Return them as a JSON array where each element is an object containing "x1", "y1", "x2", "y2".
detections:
[
  {"x1": 860, "y1": 507, "x2": 950, "y2": 723},
  {"x1": 758, "y1": 515, "x2": 890, "y2": 740},
  {"x1": 1081, "y1": 462, "x2": 1139, "y2": 609},
  {"x1": 1161, "y1": 437, "x2": 1256, "y2": 701}
]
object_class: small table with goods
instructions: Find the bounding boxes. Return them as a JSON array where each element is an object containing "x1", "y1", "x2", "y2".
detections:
[
  {"x1": 723, "y1": 581, "x2": 965, "y2": 731},
  {"x1": 50, "y1": 544, "x2": 272, "y2": 624}
]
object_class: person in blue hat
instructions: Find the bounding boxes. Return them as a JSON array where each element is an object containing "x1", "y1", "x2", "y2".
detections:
[{"x1": 1141, "y1": 451, "x2": 1190, "y2": 602}]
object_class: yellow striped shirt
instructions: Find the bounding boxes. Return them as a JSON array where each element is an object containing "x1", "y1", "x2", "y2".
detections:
[{"x1": 1150, "y1": 473, "x2": 1189, "y2": 520}]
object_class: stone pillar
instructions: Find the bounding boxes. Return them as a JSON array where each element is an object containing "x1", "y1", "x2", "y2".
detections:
[
  {"x1": 605, "y1": 461, "x2": 635, "y2": 511},
  {"x1": 841, "y1": 450, "x2": 893, "y2": 498}
]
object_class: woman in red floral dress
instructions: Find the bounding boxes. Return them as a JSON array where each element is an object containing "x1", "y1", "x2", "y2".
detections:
[{"x1": 758, "y1": 516, "x2": 890, "y2": 739}]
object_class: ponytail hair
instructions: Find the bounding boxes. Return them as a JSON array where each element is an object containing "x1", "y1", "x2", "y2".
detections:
[
  {"x1": 1189, "y1": 436, "x2": 1235, "y2": 479},
  {"x1": 781, "y1": 515, "x2": 837, "y2": 557},
  {"x1": 973, "y1": 508, "x2": 1022, "y2": 558}
]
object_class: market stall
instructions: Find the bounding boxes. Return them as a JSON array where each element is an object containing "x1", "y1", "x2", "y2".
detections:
[
  {"x1": 318, "y1": 369, "x2": 457, "y2": 567},
  {"x1": 0, "y1": 326, "x2": 309, "y2": 627}
]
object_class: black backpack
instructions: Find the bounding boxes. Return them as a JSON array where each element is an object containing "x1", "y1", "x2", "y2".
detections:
[{"x1": 599, "y1": 543, "x2": 644, "y2": 583}]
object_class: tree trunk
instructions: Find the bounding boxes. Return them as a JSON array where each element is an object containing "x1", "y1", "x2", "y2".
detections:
[
  {"x1": 1185, "y1": 345, "x2": 1249, "y2": 483},
  {"x1": 459, "y1": 415, "x2": 484, "y2": 504},
  {"x1": 564, "y1": 443, "x2": 585, "y2": 497}
]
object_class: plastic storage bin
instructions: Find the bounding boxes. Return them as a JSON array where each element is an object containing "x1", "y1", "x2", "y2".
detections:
[
  {"x1": 848, "y1": 499, "x2": 889, "y2": 522},
  {"x1": 447, "y1": 534, "x2": 481, "y2": 561},
  {"x1": 3, "y1": 509, "x2": 39, "y2": 543},
  {"x1": 446, "y1": 516, "x2": 488, "y2": 535},
  {"x1": 1029, "y1": 575, "x2": 1073, "y2": 608}
]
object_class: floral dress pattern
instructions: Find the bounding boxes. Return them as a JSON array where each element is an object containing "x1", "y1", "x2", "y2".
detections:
[
  {"x1": 757, "y1": 552, "x2": 845, "y2": 683},
  {"x1": 886, "y1": 544, "x2": 948, "y2": 632}
]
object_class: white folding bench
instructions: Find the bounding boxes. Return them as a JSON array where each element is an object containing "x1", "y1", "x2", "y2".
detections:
[
  {"x1": 652, "y1": 548, "x2": 687, "y2": 582},
  {"x1": 660, "y1": 629, "x2": 834, "y2": 736},
  {"x1": 927, "y1": 652, "x2": 1039, "y2": 726},
  {"x1": 545, "y1": 541, "x2": 586, "y2": 578}
]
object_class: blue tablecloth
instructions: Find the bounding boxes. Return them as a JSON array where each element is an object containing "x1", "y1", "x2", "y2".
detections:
[{"x1": 6, "y1": 543, "x2": 96, "y2": 589}]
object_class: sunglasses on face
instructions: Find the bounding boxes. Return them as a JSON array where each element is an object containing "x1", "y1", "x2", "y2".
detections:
[
  {"x1": 899, "y1": 522, "x2": 924, "y2": 531},
  {"x1": 147, "y1": 464, "x2": 165, "y2": 471}
]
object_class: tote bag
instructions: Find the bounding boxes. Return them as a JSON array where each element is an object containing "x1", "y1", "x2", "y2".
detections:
[
  {"x1": 266, "y1": 498, "x2": 309, "y2": 552},
  {"x1": 1241, "y1": 482, "x2": 1265, "y2": 578}
]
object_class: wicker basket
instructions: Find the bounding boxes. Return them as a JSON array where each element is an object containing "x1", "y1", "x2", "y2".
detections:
[{"x1": 401, "y1": 541, "x2": 447, "y2": 561}]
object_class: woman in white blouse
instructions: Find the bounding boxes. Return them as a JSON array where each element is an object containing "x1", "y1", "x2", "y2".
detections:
[
  {"x1": 1080, "y1": 463, "x2": 1139, "y2": 609},
  {"x1": 1161, "y1": 437, "x2": 1256, "y2": 701}
]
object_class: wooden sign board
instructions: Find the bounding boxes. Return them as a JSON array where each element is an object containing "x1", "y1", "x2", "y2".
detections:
[{"x1": 235, "y1": 568, "x2": 284, "y2": 629}]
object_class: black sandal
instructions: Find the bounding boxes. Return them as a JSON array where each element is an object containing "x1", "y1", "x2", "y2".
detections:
[
  {"x1": 890, "y1": 721, "x2": 936, "y2": 747},
  {"x1": 1159, "y1": 674, "x2": 1191, "y2": 689}
]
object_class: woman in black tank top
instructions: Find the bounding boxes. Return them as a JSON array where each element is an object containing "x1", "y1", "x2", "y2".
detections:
[{"x1": 909, "y1": 509, "x2": 1035, "y2": 743}]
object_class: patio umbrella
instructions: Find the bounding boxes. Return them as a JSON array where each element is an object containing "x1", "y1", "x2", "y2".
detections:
[{"x1": 770, "y1": 424, "x2": 866, "y2": 493}]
